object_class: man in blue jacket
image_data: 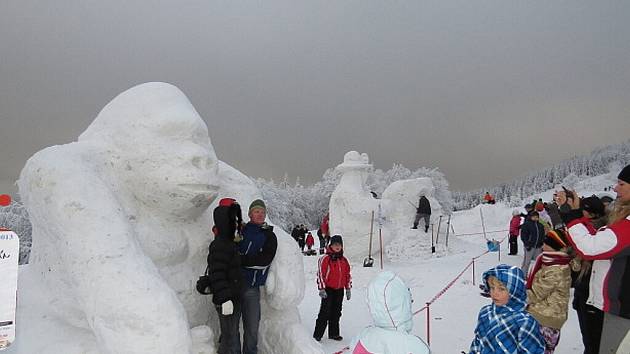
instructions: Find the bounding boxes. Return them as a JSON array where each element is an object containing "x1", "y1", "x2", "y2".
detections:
[
  {"x1": 520, "y1": 211, "x2": 545, "y2": 276},
  {"x1": 238, "y1": 199, "x2": 277, "y2": 354}
]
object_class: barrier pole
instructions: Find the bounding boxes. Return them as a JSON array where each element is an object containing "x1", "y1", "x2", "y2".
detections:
[
  {"x1": 498, "y1": 242, "x2": 501, "y2": 262},
  {"x1": 436, "y1": 215, "x2": 443, "y2": 244},
  {"x1": 472, "y1": 258, "x2": 476, "y2": 286},
  {"x1": 445, "y1": 215, "x2": 451, "y2": 247},
  {"x1": 431, "y1": 223, "x2": 435, "y2": 253},
  {"x1": 426, "y1": 302, "x2": 431, "y2": 346},
  {"x1": 480, "y1": 207, "x2": 487, "y2": 240},
  {"x1": 379, "y1": 228, "x2": 383, "y2": 270}
]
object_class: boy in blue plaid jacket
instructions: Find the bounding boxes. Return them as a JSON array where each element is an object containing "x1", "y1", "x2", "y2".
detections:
[{"x1": 469, "y1": 264, "x2": 545, "y2": 354}]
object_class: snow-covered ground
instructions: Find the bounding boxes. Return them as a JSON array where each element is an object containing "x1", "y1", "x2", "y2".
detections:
[{"x1": 298, "y1": 198, "x2": 600, "y2": 353}]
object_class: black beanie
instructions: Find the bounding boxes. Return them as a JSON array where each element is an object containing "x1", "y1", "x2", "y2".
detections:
[
  {"x1": 618, "y1": 164, "x2": 630, "y2": 184},
  {"x1": 213, "y1": 200, "x2": 242, "y2": 239},
  {"x1": 329, "y1": 235, "x2": 343, "y2": 246}
]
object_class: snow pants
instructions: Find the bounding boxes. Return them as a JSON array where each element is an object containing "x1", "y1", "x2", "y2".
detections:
[
  {"x1": 298, "y1": 238, "x2": 305, "y2": 252},
  {"x1": 521, "y1": 246, "x2": 541, "y2": 276},
  {"x1": 314, "y1": 288, "x2": 344, "y2": 339},
  {"x1": 508, "y1": 234, "x2": 518, "y2": 255},
  {"x1": 215, "y1": 301, "x2": 242, "y2": 354},
  {"x1": 574, "y1": 298, "x2": 603, "y2": 354},
  {"x1": 413, "y1": 213, "x2": 430, "y2": 231}
]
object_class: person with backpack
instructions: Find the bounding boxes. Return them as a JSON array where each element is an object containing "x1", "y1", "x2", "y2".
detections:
[{"x1": 206, "y1": 198, "x2": 243, "y2": 354}]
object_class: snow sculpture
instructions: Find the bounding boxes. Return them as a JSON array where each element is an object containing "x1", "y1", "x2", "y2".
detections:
[
  {"x1": 329, "y1": 151, "x2": 443, "y2": 262},
  {"x1": 329, "y1": 151, "x2": 379, "y2": 260},
  {"x1": 381, "y1": 178, "x2": 442, "y2": 229},
  {"x1": 15, "y1": 83, "x2": 321, "y2": 354}
]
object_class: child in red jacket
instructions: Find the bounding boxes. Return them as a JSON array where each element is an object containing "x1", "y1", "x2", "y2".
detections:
[
  {"x1": 313, "y1": 235, "x2": 352, "y2": 342},
  {"x1": 306, "y1": 231, "x2": 315, "y2": 253}
]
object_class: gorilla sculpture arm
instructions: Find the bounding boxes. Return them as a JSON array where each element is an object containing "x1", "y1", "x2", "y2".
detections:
[{"x1": 20, "y1": 146, "x2": 194, "y2": 354}]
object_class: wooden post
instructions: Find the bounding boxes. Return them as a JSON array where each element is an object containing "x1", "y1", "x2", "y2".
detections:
[
  {"x1": 435, "y1": 215, "x2": 443, "y2": 244},
  {"x1": 472, "y1": 258, "x2": 476, "y2": 286},
  {"x1": 430, "y1": 223, "x2": 435, "y2": 253},
  {"x1": 379, "y1": 228, "x2": 384, "y2": 270},
  {"x1": 445, "y1": 215, "x2": 451, "y2": 247},
  {"x1": 426, "y1": 302, "x2": 431, "y2": 346},
  {"x1": 480, "y1": 207, "x2": 487, "y2": 241}
]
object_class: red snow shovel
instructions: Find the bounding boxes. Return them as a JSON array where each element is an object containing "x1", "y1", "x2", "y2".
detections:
[{"x1": 363, "y1": 211, "x2": 375, "y2": 267}]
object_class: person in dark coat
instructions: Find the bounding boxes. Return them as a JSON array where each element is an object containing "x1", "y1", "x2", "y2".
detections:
[
  {"x1": 520, "y1": 211, "x2": 545, "y2": 276},
  {"x1": 207, "y1": 198, "x2": 243, "y2": 354},
  {"x1": 412, "y1": 196, "x2": 431, "y2": 232},
  {"x1": 291, "y1": 225, "x2": 300, "y2": 244}
]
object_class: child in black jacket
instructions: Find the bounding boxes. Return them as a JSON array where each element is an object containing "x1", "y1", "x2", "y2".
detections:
[{"x1": 207, "y1": 198, "x2": 243, "y2": 354}]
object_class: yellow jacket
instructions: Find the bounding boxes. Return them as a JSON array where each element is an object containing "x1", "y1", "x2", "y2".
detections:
[{"x1": 527, "y1": 263, "x2": 571, "y2": 329}]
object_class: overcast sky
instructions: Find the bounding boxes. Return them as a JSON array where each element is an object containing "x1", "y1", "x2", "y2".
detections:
[{"x1": 1, "y1": 1, "x2": 629, "y2": 195}]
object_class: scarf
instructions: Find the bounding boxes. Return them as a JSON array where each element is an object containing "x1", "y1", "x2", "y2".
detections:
[{"x1": 526, "y1": 251, "x2": 572, "y2": 289}]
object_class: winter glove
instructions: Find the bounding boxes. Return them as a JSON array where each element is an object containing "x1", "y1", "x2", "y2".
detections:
[
  {"x1": 319, "y1": 289, "x2": 327, "y2": 299},
  {"x1": 221, "y1": 300, "x2": 234, "y2": 316},
  {"x1": 345, "y1": 289, "x2": 351, "y2": 301}
]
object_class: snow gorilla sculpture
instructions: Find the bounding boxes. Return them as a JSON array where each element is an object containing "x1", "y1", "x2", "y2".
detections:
[{"x1": 16, "y1": 83, "x2": 320, "y2": 354}]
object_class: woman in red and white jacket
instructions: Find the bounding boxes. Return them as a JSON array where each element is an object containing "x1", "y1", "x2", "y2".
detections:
[
  {"x1": 559, "y1": 164, "x2": 630, "y2": 353},
  {"x1": 313, "y1": 235, "x2": 352, "y2": 342}
]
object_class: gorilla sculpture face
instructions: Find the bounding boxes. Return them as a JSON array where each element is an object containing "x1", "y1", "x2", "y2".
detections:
[
  {"x1": 121, "y1": 122, "x2": 218, "y2": 218},
  {"x1": 79, "y1": 83, "x2": 220, "y2": 219}
]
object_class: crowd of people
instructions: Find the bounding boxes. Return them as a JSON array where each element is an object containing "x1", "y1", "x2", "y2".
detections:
[
  {"x1": 472, "y1": 164, "x2": 630, "y2": 354},
  {"x1": 291, "y1": 223, "x2": 326, "y2": 256},
  {"x1": 199, "y1": 164, "x2": 629, "y2": 354}
]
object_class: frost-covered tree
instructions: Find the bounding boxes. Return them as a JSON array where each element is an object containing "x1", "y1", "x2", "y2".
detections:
[
  {"x1": 451, "y1": 139, "x2": 630, "y2": 210},
  {"x1": 255, "y1": 163, "x2": 454, "y2": 232}
]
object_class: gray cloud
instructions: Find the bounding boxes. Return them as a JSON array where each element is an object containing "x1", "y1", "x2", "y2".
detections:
[{"x1": 1, "y1": 1, "x2": 629, "y2": 196}]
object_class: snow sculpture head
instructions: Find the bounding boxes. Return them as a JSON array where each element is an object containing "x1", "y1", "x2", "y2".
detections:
[
  {"x1": 16, "y1": 83, "x2": 319, "y2": 354},
  {"x1": 79, "y1": 83, "x2": 219, "y2": 219}
]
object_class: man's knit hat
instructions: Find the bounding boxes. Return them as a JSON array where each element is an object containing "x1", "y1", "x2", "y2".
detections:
[
  {"x1": 581, "y1": 196, "x2": 605, "y2": 217},
  {"x1": 618, "y1": 164, "x2": 630, "y2": 184},
  {"x1": 248, "y1": 199, "x2": 266, "y2": 213},
  {"x1": 544, "y1": 229, "x2": 569, "y2": 251}
]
